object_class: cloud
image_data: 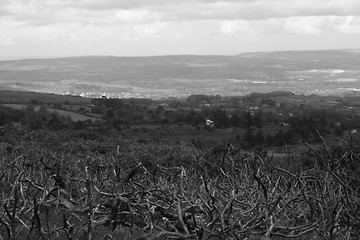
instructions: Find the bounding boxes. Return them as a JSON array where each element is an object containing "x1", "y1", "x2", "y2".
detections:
[
  {"x1": 1, "y1": 1, "x2": 57, "y2": 26},
  {"x1": 178, "y1": 0, "x2": 360, "y2": 21},
  {"x1": 0, "y1": 34, "x2": 15, "y2": 46},
  {"x1": 333, "y1": 16, "x2": 360, "y2": 33},
  {"x1": 0, "y1": 6, "x2": 9, "y2": 15},
  {"x1": 114, "y1": 9, "x2": 163, "y2": 24},
  {"x1": 46, "y1": 0, "x2": 250, "y2": 11},
  {"x1": 43, "y1": 0, "x2": 360, "y2": 18},
  {"x1": 284, "y1": 17, "x2": 324, "y2": 35},
  {"x1": 3, "y1": 0, "x2": 360, "y2": 26},
  {"x1": 220, "y1": 20, "x2": 250, "y2": 35},
  {"x1": 1, "y1": 0, "x2": 360, "y2": 58}
]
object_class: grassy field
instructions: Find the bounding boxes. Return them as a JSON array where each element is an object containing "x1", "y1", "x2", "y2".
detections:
[
  {"x1": 46, "y1": 108, "x2": 101, "y2": 122},
  {"x1": 1, "y1": 103, "x2": 100, "y2": 122}
]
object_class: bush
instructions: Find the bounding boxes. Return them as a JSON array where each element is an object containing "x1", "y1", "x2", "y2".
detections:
[{"x1": 0, "y1": 128, "x2": 359, "y2": 239}]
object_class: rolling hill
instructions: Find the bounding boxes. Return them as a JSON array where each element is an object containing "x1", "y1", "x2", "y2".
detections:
[{"x1": 0, "y1": 49, "x2": 360, "y2": 99}]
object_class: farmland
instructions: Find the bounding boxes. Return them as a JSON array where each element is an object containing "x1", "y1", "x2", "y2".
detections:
[
  {"x1": 1, "y1": 90, "x2": 360, "y2": 149},
  {"x1": 1, "y1": 50, "x2": 360, "y2": 99},
  {"x1": 0, "y1": 89, "x2": 360, "y2": 239}
]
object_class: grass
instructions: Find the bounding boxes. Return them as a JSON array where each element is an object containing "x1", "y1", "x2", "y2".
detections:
[
  {"x1": 46, "y1": 108, "x2": 101, "y2": 122},
  {"x1": 0, "y1": 90, "x2": 91, "y2": 104},
  {"x1": 1, "y1": 103, "x2": 100, "y2": 122}
]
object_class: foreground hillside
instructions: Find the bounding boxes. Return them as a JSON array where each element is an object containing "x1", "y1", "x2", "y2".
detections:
[
  {"x1": 0, "y1": 126, "x2": 359, "y2": 240},
  {"x1": 1, "y1": 49, "x2": 360, "y2": 98}
]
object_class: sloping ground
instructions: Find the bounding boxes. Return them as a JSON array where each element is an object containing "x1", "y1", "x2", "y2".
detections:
[
  {"x1": 1, "y1": 103, "x2": 100, "y2": 122},
  {"x1": 0, "y1": 90, "x2": 90, "y2": 104},
  {"x1": 45, "y1": 108, "x2": 101, "y2": 122},
  {"x1": 0, "y1": 128, "x2": 359, "y2": 239}
]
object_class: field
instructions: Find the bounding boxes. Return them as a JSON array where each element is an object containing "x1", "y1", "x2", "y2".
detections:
[{"x1": 1, "y1": 103, "x2": 100, "y2": 122}]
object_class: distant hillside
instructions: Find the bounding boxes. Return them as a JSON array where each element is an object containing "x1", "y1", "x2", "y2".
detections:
[
  {"x1": 0, "y1": 90, "x2": 90, "y2": 104},
  {"x1": 237, "y1": 49, "x2": 360, "y2": 62},
  {"x1": 0, "y1": 49, "x2": 360, "y2": 99}
]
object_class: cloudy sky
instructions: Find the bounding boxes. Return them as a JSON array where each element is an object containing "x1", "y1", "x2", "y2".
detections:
[{"x1": 1, "y1": 0, "x2": 360, "y2": 59}]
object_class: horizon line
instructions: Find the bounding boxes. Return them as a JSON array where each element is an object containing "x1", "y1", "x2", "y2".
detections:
[{"x1": 1, "y1": 48, "x2": 359, "y2": 61}]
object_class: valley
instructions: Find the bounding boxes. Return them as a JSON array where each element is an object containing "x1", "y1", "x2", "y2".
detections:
[
  {"x1": 1, "y1": 50, "x2": 360, "y2": 239},
  {"x1": 1, "y1": 50, "x2": 360, "y2": 99}
]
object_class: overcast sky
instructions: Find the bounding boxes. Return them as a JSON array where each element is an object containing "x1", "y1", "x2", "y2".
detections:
[{"x1": 1, "y1": 0, "x2": 360, "y2": 59}]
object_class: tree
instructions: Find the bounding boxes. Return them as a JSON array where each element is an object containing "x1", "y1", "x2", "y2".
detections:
[
  {"x1": 255, "y1": 131, "x2": 265, "y2": 146},
  {"x1": 105, "y1": 109, "x2": 114, "y2": 119},
  {"x1": 230, "y1": 112, "x2": 241, "y2": 128},
  {"x1": 274, "y1": 129, "x2": 285, "y2": 146},
  {"x1": 185, "y1": 110, "x2": 204, "y2": 125},
  {"x1": 253, "y1": 110, "x2": 263, "y2": 128},
  {"x1": 244, "y1": 111, "x2": 253, "y2": 128},
  {"x1": 334, "y1": 127, "x2": 343, "y2": 136},
  {"x1": 210, "y1": 108, "x2": 229, "y2": 128},
  {"x1": 243, "y1": 127, "x2": 255, "y2": 148}
]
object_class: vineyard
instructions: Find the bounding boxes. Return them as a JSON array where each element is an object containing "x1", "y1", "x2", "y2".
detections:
[{"x1": 0, "y1": 127, "x2": 360, "y2": 240}]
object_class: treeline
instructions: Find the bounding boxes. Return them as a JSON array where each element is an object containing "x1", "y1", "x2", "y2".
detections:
[
  {"x1": 90, "y1": 97, "x2": 265, "y2": 129},
  {"x1": 1, "y1": 94, "x2": 360, "y2": 150},
  {"x1": 240, "y1": 108, "x2": 360, "y2": 149},
  {"x1": 88, "y1": 97, "x2": 360, "y2": 150}
]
